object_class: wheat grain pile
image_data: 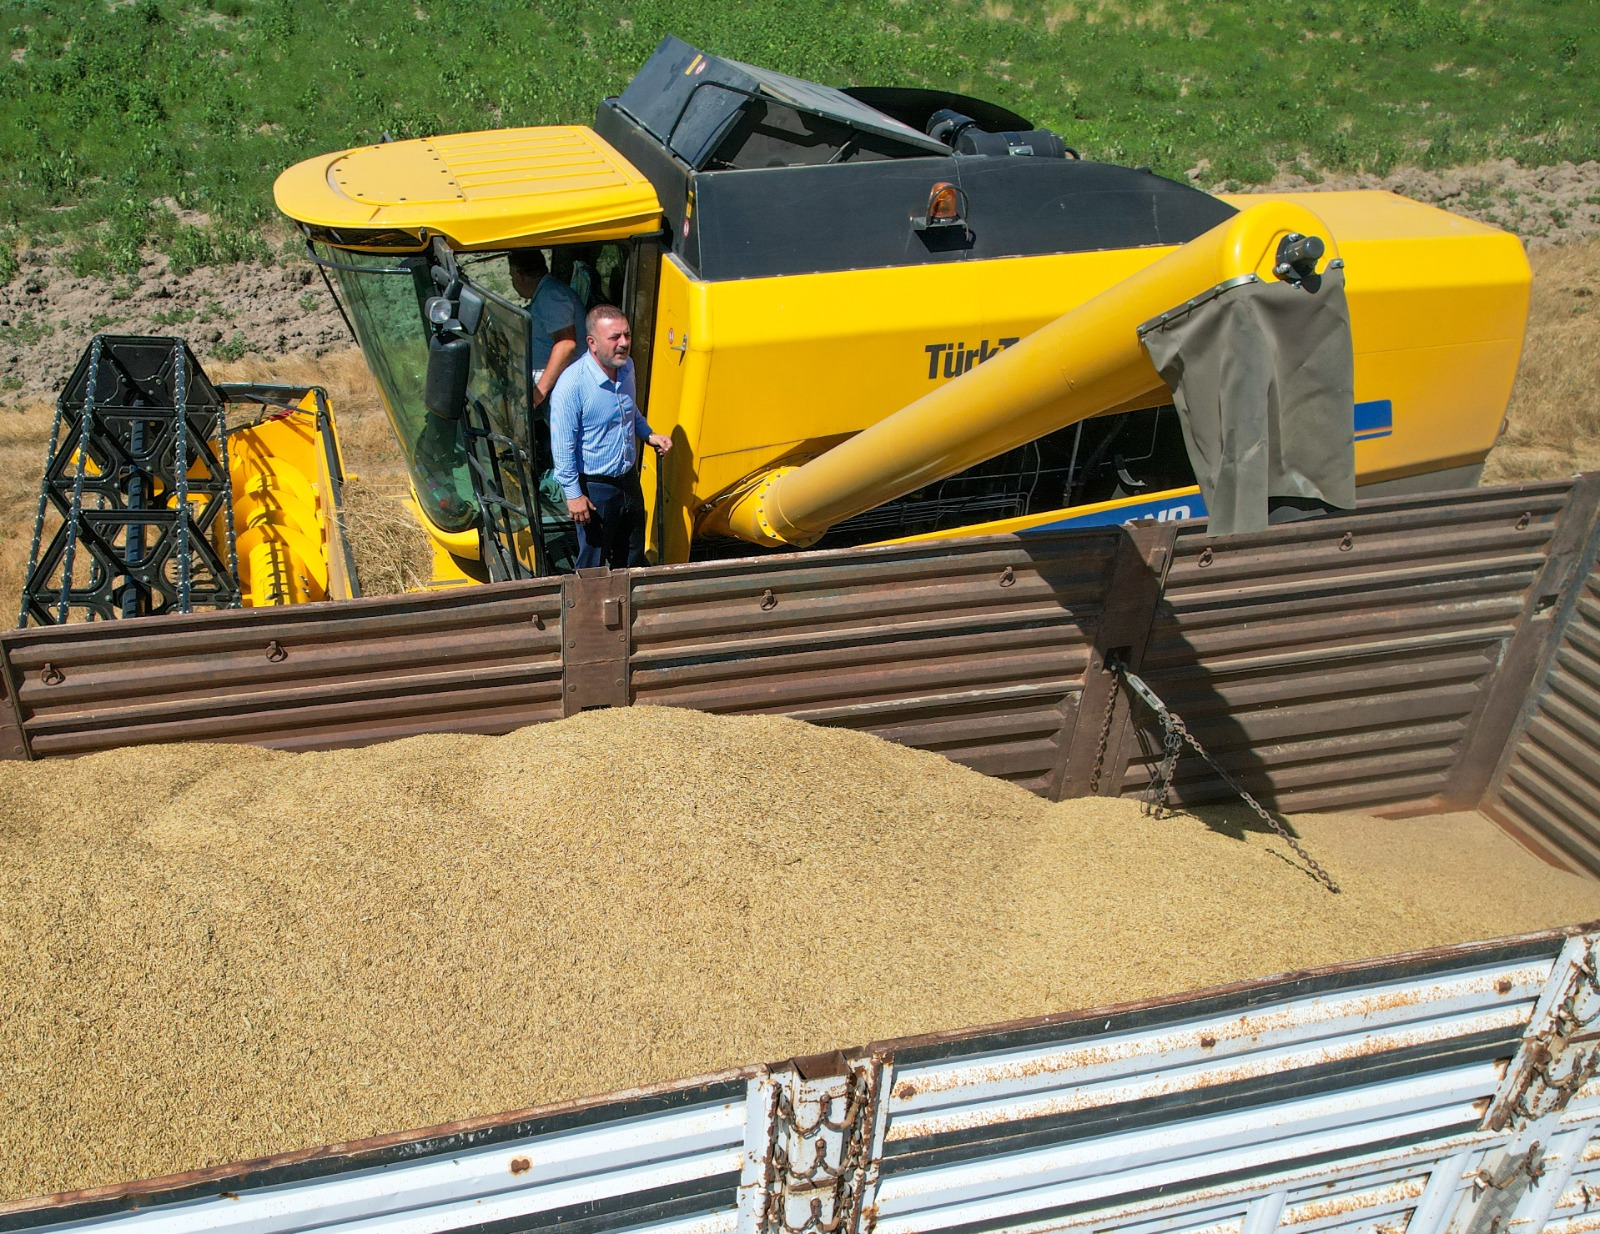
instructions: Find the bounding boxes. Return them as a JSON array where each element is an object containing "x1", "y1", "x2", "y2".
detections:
[{"x1": 3, "y1": 707, "x2": 1598, "y2": 1203}]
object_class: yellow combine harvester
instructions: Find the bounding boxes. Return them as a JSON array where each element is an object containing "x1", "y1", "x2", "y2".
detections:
[
  {"x1": 268, "y1": 36, "x2": 1528, "y2": 588},
  {"x1": 20, "y1": 37, "x2": 1531, "y2": 621}
]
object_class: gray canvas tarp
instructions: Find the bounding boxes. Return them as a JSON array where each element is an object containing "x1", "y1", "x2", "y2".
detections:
[{"x1": 1139, "y1": 266, "x2": 1357, "y2": 537}]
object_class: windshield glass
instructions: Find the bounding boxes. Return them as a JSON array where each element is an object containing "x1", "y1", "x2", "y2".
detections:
[
  {"x1": 317, "y1": 244, "x2": 476, "y2": 533},
  {"x1": 459, "y1": 252, "x2": 586, "y2": 572},
  {"x1": 463, "y1": 287, "x2": 535, "y2": 541}
]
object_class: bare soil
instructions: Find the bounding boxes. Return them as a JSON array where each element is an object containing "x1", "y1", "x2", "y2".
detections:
[
  {"x1": 1252, "y1": 158, "x2": 1600, "y2": 246},
  {"x1": 0, "y1": 251, "x2": 346, "y2": 399},
  {"x1": 3, "y1": 706, "x2": 1595, "y2": 1202}
]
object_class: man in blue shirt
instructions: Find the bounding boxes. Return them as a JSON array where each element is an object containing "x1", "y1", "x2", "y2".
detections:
[
  {"x1": 508, "y1": 250, "x2": 586, "y2": 409},
  {"x1": 548, "y1": 305, "x2": 672, "y2": 569}
]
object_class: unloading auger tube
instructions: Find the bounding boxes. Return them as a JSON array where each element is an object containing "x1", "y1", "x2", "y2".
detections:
[{"x1": 699, "y1": 200, "x2": 1343, "y2": 549}]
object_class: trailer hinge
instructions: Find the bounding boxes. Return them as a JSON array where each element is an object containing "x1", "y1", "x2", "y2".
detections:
[
  {"x1": 1486, "y1": 934, "x2": 1600, "y2": 1133},
  {"x1": 561, "y1": 568, "x2": 630, "y2": 714},
  {"x1": 740, "y1": 1052, "x2": 884, "y2": 1234}
]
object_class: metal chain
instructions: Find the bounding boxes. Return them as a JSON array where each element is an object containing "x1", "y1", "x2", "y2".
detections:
[
  {"x1": 55, "y1": 335, "x2": 104, "y2": 624},
  {"x1": 1118, "y1": 665, "x2": 1342, "y2": 894},
  {"x1": 215, "y1": 392, "x2": 242, "y2": 604},
  {"x1": 172, "y1": 340, "x2": 192, "y2": 612},
  {"x1": 762, "y1": 1069, "x2": 875, "y2": 1234},
  {"x1": 1143, "y1": 724, "x2": 1183, "y2": 818},
  {"x1": 19, "y1": 383, "x2": 71, "y2": 627},
  {"x1": 1086, "y1": 661, "x2": 1121, "y2": 795}
]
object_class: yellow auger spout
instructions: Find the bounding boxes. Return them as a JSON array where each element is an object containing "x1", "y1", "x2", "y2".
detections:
[{"x1": 700, "y1": 200, "x2": 1342, "y2": 549}]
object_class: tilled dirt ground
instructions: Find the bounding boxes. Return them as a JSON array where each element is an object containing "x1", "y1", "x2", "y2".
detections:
[{"x1": 0, "y1": 244, "x2": 347, "y2": 398}]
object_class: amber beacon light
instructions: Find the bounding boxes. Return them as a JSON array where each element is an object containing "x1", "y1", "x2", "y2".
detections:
[{"x1": 915, "y1": 181, "x2": 965, "y2": 230}]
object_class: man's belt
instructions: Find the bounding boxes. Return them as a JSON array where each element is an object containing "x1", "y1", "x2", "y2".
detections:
[{"x1": 580, "y1": 468, "x2": 639, "y2": 484}]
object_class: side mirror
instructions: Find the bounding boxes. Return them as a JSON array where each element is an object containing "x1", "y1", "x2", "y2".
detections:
[
  {"x1": 425, "y1": 288, "x2": 485, "y2": 336},
  {"x1": 457, "y1": 285, "x2": 486, "y2": 335},
  {"x1": 425, "y1": 334, "x2": 471, "y2": 420}
]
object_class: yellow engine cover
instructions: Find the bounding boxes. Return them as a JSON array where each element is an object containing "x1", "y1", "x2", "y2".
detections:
[{"x1": 643, "y1": 190, "x2": 1528, "y2": 559}]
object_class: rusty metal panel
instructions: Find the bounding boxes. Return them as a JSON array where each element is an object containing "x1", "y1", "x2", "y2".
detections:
[
  {"x1": 563, "y1": 568, "x2": 632, "y2": 714},
  {"x1": 1055, "y1": 521, "x2": 1178, "y2": 800},
  {"x1": 862, "y1": 930, "x2": 1597, "y2": 1234},
  {"x1": 0, "y1": 652, "x2": 27, "y2": 761},
  {"x1": 0, "y1": 476, "x2": 1591, "y2": 815},
  {"x1": 1117, "y1": 481, "x2": 1581, "y2": 814},
  {"x1": 628, "y1": 534, "x2": 1120, "y2": 792},
  {"x1": 1485, "y1": 513, "x2": 1600, "y2": 877},
  {"x1": 0, "y1": 581, "x2": 565, "y2": 758},
  {"x1": 1539, "y1": 1123, "x2": 1600, "y2": 1234}
]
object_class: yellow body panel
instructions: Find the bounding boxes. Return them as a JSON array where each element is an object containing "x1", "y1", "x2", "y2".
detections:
[
  {"x1": 1224, "y1": 192, "x2": 1530, "y2": 485},
  {"x1": 402, "y1": 498, "x2": 483, "y2": 588},
  {"x1": 644, "y1": 189, "x2": 1528, "y2": 559},
  {"x1": 274, "y1": 126, "x2": 663, "y2": 251}
]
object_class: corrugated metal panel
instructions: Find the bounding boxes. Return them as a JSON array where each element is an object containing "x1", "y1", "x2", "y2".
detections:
[
  {"x1": 1519, "y1": 1121, "x2": 1600, "y2": 1234},
  {"x1": 0, "y1": 581, "x2": 565, "y2": 758},
  {"x1": 629, "y1": 535, "x2": 1120, "y2": 793},
  {"x1": 0, "y1": 1080, "x2": 750, "y2": 1234},
  {"x1": 1486, "y1": 544, "x2": 1600, "y2": 877},
  {"x1": 1122, "y1": 483, "x2": 1579, "y2": 814},
  {"x1": 868, "y1": 944, "x2": 1556, "y2": 1234},
  {"x1": 7, "y1": 931, "x2": 1588, "y2": 1234},
  {"x1": 0, "y1": 477, "x2": 1591, "y2": 827}
]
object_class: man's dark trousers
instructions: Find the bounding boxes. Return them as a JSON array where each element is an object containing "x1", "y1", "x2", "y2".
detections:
[{"x1": 575, "y1": 471, "x2": 647, "y2": 569}]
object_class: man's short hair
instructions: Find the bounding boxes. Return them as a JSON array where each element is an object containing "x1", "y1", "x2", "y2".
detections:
[
  {"x1": 508, "y1": 249, "x2": 548, "y2": 278},
  {"x1": 586, "y1": 304, "x2": 628, "y2": 335}
]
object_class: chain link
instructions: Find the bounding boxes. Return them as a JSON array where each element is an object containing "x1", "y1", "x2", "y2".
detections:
[
  {"x1": 55, "y1": 335, "x2": 104, "y2": 624},
  {"x1": 1087, "y1": 662, "x2": 1121, "y2": 796},
  {"x1": 1143, "y1": 724, "x2": 1184, "y2": 818},
  {"x1": 761, "y1": 1068, "x2": 876, "y2": 1234},
  {"x1": 1118, "y1": 664, "x2": 1341, "y2": 894},
  {"x1": 172, "y1": 340, "x2": 193, "y2": 612}
]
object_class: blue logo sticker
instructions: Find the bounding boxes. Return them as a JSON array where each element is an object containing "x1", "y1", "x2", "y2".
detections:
[
  {"x1": 1025, "y1": 493, "x2": 1209, "y2": 533},
  {"x1": 1354, "y1": 399, "x2": 1393, "y2": 441}
]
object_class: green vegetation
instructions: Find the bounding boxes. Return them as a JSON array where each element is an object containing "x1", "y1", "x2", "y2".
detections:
[
  {"x1": 1, "y1": 0, "x2": 1595, "y2": 280},
  {"x1": 0, "y1": 313, "x2": 53, "y2": 347},
  {"x1": 215, "y1": 331, "x2": 251, "y2": 360},
  {"x1": 149, "y1": 306, "x2": 196, "y2": 326}
]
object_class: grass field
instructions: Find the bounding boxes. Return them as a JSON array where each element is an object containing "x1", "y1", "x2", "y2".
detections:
[{"x1": 1, "y1": 0, "x2": 1597, "y2": 278}]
